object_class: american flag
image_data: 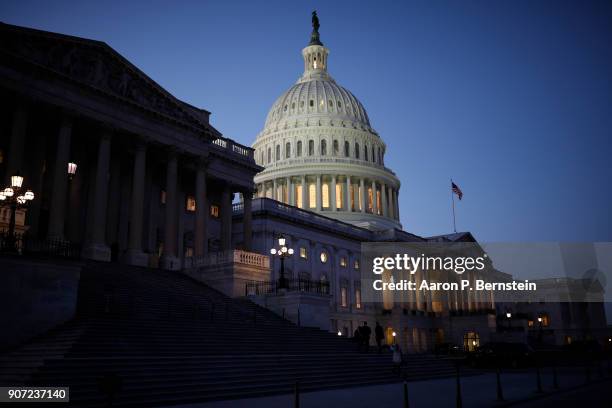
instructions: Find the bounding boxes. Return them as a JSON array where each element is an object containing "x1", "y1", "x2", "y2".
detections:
[{"x1": 452, "y1": 182, "x2": 463, "y2": 200}]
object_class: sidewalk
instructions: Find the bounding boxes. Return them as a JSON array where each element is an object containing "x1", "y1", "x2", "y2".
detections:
[{"x1": 168, "y1": 367, "x2": 609, "y2": 408}]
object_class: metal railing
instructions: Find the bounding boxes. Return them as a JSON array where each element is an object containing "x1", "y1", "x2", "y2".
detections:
[
  {"x1": 245, "y1": 278, "x2": 330, "y2": 296},
  {"x1": 0, "y1": 232, "x2": 81, "y2": 259}
]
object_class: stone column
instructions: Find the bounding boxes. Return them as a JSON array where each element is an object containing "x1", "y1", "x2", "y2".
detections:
[
  {"x1": 106, "y1": 157, "x2": 121, "y2": 253},
  {"x1": 371, "y1": 180, "x2": 378, "y2": 215},
  {"x1": 316, "y1": 175, "x2": 322, "y2": 210},
  {"x1": 5, "y1": 101, "x2": 27, "y2": 184},
  {"x1": 395, "y1": 190, "x2": 400, "y2": 220},
  {"x1": 82, "y1": 130, "x2": 112, "y2": 261},
  {"x1": 161, "y1": 150, "x2": 179, "y2": 270},
  {"x1": 381, "y1": 182, "x2": 388, "y2": 217},
  {"x1": 301, "y1": 176, "x2": 307, "y2": 209},
  {"x1": 331, "y1": 175, "x2": 337, "y2": 212},
  {"x1": 388, "y1": 187, "x2": 394, "y2": 219},
  {"x1": 221, "y1": 185, "x2": 233, "y2": 251},
  {"x1": 285, "y1": 176, "x2": 291, "y2": 204},
  {"x1": 194, "y1": 162, "x2": 208, "y2": 258},
  {"x1": 272, "y1": 178, "x2": 278, "y2": 201},
  {"x1": 360, "y1": 178, "x2": 366, "y2": 213},
  {"x1": 124, "y1": 143, "x2": 148, "y2": 266},
  {"x1": 345, "y1": 176, "x2": 351, "y2": 211},
  {"x1": 243, "y1": 193, "x2": 253, "y2": 251},
  {"x1": 47, "y1": 116, "x2": 72, "y2": 240}
]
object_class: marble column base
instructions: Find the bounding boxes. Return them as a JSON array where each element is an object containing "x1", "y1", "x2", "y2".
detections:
[
  {"x1": 82, "y1": 242, "x2": 111, "y2": 262},
  {"x1": 123, "y1": 249, "x2": 149, "y2": 267},
  {"x1": 160, "y1": 255, "x2": 181, "y2": 271}
]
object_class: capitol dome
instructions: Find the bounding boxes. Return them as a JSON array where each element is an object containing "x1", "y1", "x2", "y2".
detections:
[{"x1": 252, "y1": 14, "x2": 401, "y2": 231}]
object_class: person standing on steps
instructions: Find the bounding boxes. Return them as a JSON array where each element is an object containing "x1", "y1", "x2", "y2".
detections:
[
  {"x1": 375, "y1": 322, "x2": 384, "y2": 353},
  {"x1": 390, "y1": 342, "x2": 402, "y2": 376},
  {"x1": 361, "y1": 321, "x2": 371, "y2": 353}
]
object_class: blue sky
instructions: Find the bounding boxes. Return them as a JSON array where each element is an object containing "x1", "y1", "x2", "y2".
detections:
[{"x1": 2, "y1": 0, "x2": 611, "y2": 242}]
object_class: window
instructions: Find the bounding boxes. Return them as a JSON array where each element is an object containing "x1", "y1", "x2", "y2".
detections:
[
  {"x1": 267, "y1": 147, "x2": 271, "y2": 163},
  {"x1": 376, "y1": 190, "x2": 382, "y2": 215},
  {"x1": 322, "y1": 183, "x2": 330, "y2": 208},
  {"x1": 340, "y1": 256, "x2": 347, "y2": 267},
  {"x1": 300, "y1": 247, "x2": 307, "y2": 258},
  {"x1": 321, "y1": 140, "x2": 327, "y2": 156},
  {"x1": 355, "y1": 143, "x2": 360, "y2": 159},
  {"x1": 186, "y1": 196, "x2": 196, "y2": 212},
  {"x1": 309, "y1": 99, "x2": 314, "y2": 107},
  {"x1": 296, "y1": 184, "x2": 303, "y2": 208},
  {"x1": 283, "y1": 104, "x2": 287, "y2": 112},
  {"x1": 210, "y1": 205, "x2": 219, "y2": 218},
  {"x1": 338, "y1": 101, "x2": 342, "y2": 108},
  {"x1": 285, "y1": 142, "x2": 291, "y2": 159},
  {"x1": 297, "y1": 141, "x2": 302, "y2": 157},
  {"x1": 160, "y1": 190, "x2": 166, "y2": 204},
  {"x1": 275, "y1": 145, "x2": 280, "y2": 161},
  {"x1": 320, "y1": 251, "x2": 328, "y2": 263},
  {"x1": 291, "y1": 102, "x2": 295, "y2": 110},
  {"x1": 308, "y1": 183, "x2": 316, "y2": 208},
  {"x1": 355, "y1": 287, "x2": 362, "y2": 309},
  {"x1": 336, "y1": 183, "x2": 343, "y2": 209},
  {"x1": 354, "y1": 260, "x2": 360, "y2": 269},
  {"x1": 184, "y1": 247, "x2": 194, "y2": 258},
  {"x1": 333, "y1": 140, "x2": 339, "y2": 155},
  {"x1": 341, "y1": 287, "x2": 348, "y2": 307},
  {"x1": 308, "y1": 140, "x2": 314, "y2": 156},
  {"x1": 540, "y1": 314, "x2": 550, "y2": 327},
  {"x1": 371, "y1": 146, "x2": 375, "y2": 163},
  {"x1": 463, "y1": 331, "x2": 480, "y2": 352},
  {"x1": 364, "y1": 145, "x2": 368, "y2": 161}
]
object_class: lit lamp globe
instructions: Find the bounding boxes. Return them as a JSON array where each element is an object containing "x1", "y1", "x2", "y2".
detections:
[
  {"x1": 24, "y1": 190, "x2": 34, "y2": 201},
  {"x1": 506, "y1": 312, "x2": 512, "y2": 319},
  {"x1": 3, "y1": 187, "x2": 13, "y2": 197},
  {"x1": 16, "y1": 196, "x2": 26, "y2": 204},
  {"x1": 337, "y1": 331, "x2": 342, "y2": 336},
  {"x1": 270, "y1": 248, "x2": 277, "y2": 255}
]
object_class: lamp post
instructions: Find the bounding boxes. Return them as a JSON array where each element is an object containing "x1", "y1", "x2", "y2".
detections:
[
  {"x1": 0, "y1": 173, "x2": 34, "y2": 252},
  {"x1": 270, "y1": 235, "x2": 294, "y2": 289},
  {"x1": 537, "y1": 316, "x2": 543, "y2": 343},
  {"x1": 506, "y1": 311, "x2": 512, "y2": 329}
]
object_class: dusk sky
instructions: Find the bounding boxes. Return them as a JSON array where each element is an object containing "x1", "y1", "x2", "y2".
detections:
[{"x1": 2, "y1": 0, "x2": 611, "y2": 242}]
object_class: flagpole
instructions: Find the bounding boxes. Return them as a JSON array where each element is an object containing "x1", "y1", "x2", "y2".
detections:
[{"x1": 451, "y1": 178, "x2": 457, "y2": 233}]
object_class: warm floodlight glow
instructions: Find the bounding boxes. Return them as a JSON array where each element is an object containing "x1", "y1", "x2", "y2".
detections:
[
  {"x1": 537, "y1": 317, "x2": 542, "y2": 323},
  {"x1": 392, "y1": 331, "x2": 396, "y2": 337}
]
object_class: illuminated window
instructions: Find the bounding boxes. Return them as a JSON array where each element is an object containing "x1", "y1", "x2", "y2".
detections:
[
  {"x1": 349, "y1": 184, "x2": 355, "y2": 210},
  {"x1": 340, "y1": 256, "x2": 347, "y2": 267},
  {"x1": 322, "y1": 183, "x2": 330, "y2": 208},
  {"x1": 184, "y1": 247, "x2": 194, "y2": 258},
  {"x1": 355, "y1": 288, "x2": 362, "y2": 309},
  {"x1": 295, "y1": 184, "x2": 303, "y2": 208},
  {"x1": 186, "y1": 196, "x2": 196, "y2": 212},
  {"x1": 341, "y1": 287, "x2": 348, "y2": 307},
  {"x1": 354, "y1": 260, "x2": 360, "y2": 269},
  {"x1": 463, "y1": 331, "x2": 480, "y2": 352},
  {"x1": 320, "y1": 251, "x2": 328, "y2": 263},
  {"x1": 160, "y1": 190, "x2": 166, "y2": 204},
  {"x1": 300, "y1": 247, "x2": 307, "y2": 259},
  {"x1": 376, "y1": 190, "x2": 382, "y2": 214},
  {"x1": 528, "y1": 320, "x2": 534, "y2": 327},
  {"x1": 336, "y1": 183, "x2": 343, "y2": 209},
  {"x1": 367, "y1": 188, "x2": 373, "y2": 212},
  {"x1": 308, "y1": 183, "x2": 316, "y2": 209},
  {"x1": 210, "y1": 205, "x2": 219, "y2": 218},
  {"x1": 540, "y1": 314, "x2": 550, "y2": 327}
]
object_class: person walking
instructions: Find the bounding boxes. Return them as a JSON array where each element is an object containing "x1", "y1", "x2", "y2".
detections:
[
  {"x1": 361, "y1": 322, "x2": 371, "y2": 353},
  {"x1": 375, "y1": 322, "x2": 384, "y2": 354}
]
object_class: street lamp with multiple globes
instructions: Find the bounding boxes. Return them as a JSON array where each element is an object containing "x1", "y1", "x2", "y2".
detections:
[
  {"x1": 270, "y1": 235, "x2": 294, "y2": 289},
  {"x1": 0, "y1": 173, "x2": 35, "y2": 252}
]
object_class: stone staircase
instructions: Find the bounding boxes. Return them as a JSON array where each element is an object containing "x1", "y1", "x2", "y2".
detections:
[{"x1": 0, "y1": 261, "x2": 457, "y2": 407}]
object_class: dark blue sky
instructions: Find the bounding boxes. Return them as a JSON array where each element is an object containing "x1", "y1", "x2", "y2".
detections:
[{"x1": 2, "y1": 0, "x2": 611, "y2": 242}]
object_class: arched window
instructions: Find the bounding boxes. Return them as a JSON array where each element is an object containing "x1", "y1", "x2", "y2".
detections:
[
  {"x1": 321, "y1": 140, "x2": 327, "y2": 156},
  {"x1": 267, "y1": 147, "x2": 271, "y2": 163},
  {"x1": 309, "y1": 99, "x2": 314, "y2": 107},
  {"x1": 371, "y1": 146, "x2": 375, "y2": 163},
  {"x1": 333, "y1": 140, "x2": 339, "y2": 156},
  {"x1": 355, "y1": 143, "x2": 360, "y2": 159},
  {"x1": 308, "y1": 183, "x2": 316, "y2": 208},
  {"x1": 291, "y1": 102, "x2": 295, "y2": 110},
  {"x1": 364, "y1": 145, "x2": 368, "y2": 161},
  {"x1": 285, "y1": 142, "x2": 291, "y2": 159},
  {"x1": 297, "y1": 141, "x2": 303, "y2": 157},
  {"x1": 308, "y1": 140, "x2": 314, "y2": 156},
  {"x1": 275, "y1": 145, "x2": 280, "y2": 161},
  {"x1": 344, "y1": 141, "x2": 350, "y2": 157}
]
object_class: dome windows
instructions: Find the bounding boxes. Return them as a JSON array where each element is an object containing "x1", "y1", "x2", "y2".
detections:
[
  {"x1": 344, "y1": 141, "x2": 350, "y2": 157},
  {"x1": 310, "y1": 99, "x2": 314, "y2": 107},
  {"x1": 285, "y1": 142, "x2": 291, "y2": 158},
  {"x1": 284, "y1": 105, "x2": 288, "y2": 112},
  {"x1": 355, "y1": 143, "x2": 360, "y2": 159},
  {"x1": 275, "y1": 145, "x2": 281, "y2": 161},
  {"x1": 297, "y1": 141, "x2": 303, "y2": 157},
  {"x1": 291, "y1": 102, "x2": 295, "y2": 110},
  {"x1": 333, "y1": 140, "x2": 339, "y2": 156},
  {"x1": 308, "y1": 140, "x2": 315, "y2": 156},
  {"x1": 338, "y1": 101, "x2": 342, "y2": 109},
  {"x1": 321, "y1": 140, "x2": 327, "y2": 156}
]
